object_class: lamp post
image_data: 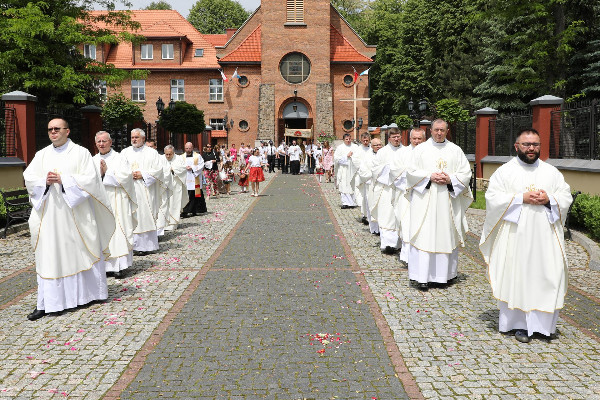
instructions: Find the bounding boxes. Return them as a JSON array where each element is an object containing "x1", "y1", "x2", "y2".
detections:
[
  {"x1": 352, "y1": 117, "x2": 363, "y2": 139},
  {"x1": 224, "y1": 113, "x2": 229, "y2": 147},
  {"x1": 408, "y1": 97, "x2": 428, "y2": 127},
  {"x1": 156, "y1": 97, "x2": 165, "y2": 116},
  {"x1": 168, "y1": 98, "x2": 175, "y2": 110}
]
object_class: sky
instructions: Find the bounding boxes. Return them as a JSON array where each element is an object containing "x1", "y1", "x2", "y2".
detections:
[{"x1": 95, "y1": 0, "x2": 261, "y2": 18}]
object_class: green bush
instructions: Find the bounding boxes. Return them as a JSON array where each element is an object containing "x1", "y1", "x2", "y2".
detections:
[{"x1": 570, "y1": 192, "x2": 600, "y2": 242}]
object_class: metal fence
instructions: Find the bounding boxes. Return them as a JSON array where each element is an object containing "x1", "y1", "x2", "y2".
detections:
[
  {"x1": 0, "y1": 103, "x2": 17, "y2": 157},
  {"x1": 550, "y1": 99, "x2": 600, "y2": 160},
  {"x1": 451, "y1": 119, "x2": 476, "y2": 155},
  {"x1": 35, "y1": 106, "x2": 89, "y2": 151},
  {"x1": 488, "y1": 111, "x2": 533, "y2": 156}
]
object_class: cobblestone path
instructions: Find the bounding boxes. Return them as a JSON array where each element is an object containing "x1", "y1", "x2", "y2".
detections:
[{"x1": 119, "y1": 174, "x2": 410, "y2": 399}]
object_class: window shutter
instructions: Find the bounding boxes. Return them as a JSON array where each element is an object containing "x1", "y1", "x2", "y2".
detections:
[{"x1": 286, "y1": 0, "x2": 304, "y2": 23}]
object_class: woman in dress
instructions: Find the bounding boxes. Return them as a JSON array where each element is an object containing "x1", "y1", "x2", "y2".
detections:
[
  {"x1": 202, "y1": 144, "x2": 220, "y2": 198},
  {"x1": 248, "y1": 148, "x2": 265, "y2": 197},
  {"x1": 321, "y1": 141, "x2": 335, "y2": 183}
]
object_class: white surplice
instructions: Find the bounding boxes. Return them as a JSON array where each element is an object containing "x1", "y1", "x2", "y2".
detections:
[
  {"x1": 334, "y1": 142, "x2": 360, "y2": 206},
  {"x1": 155, "y1": 155, "x2": 173, "y2": 236},
  {"x1": 480, "y1": 157, "x2": 572, "y2": 336},
  {"x1": 354, "y1": 144, "x2": 372, "y2": 215},
  {"x1": 24, "y1": 139, "x2": 115, "y2": 312},
  {"x1": 357, "y1": 148, "x2": 379, "y2": 233},
  {"x1": 370, "y1": 143, "x2": 408, "y2": 249},
  {"x1": 394, "y1": 145, "x2": 417, "y2": 263},
  {"x1": 164, "y1": 154, "x2": 187, "y2": 231},
  {"x1": 120, "y1": 145, "x2": 165, "y2": 251},
  {"x1": 93, "y1": 149, "x2": 138, "y2": 272},
  {"x1": 406, "y1": 138, "x2": 473, "y2": 283}
]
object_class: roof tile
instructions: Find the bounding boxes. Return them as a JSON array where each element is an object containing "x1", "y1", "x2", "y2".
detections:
[
  {"x1": 219, "y1": 25, "x2": 261, "y2": 63},
  {"x1": 330, "y1": 25, "x2": 372, "y2": 63}
]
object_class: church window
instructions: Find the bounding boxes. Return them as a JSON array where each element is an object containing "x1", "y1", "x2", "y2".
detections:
[
  {"x1": 342, "y1": 119, "x2": 353, "y2": 130},
  {"x1": 238, "y1": 120, "x2": 249, "y2": 131},
  {"x1": 209, "y1": 79, "x2": 223, "y2": 101},
  {"x1": 286, "y1": 0, "x2": 304, "y2": 23},
  {"x1": 238, "y1": 75, "x2": 249, "y2": 87},
  {"x1": 343, "y1": 74, "x2": 355, "y2": 86},
  {"x1": 280, "y1": 53, "x2": 310, "y2": 84}
]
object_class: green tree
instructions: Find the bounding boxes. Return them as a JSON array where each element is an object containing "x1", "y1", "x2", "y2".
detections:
[
  {"x1": 158, "y1": 102, "x2": 205, "y2": 134},
  {"x1": 101, "y1": 93, "x2": 144, "y2": 131},
  {"x1": 145, "y1": 1, "x2": 172, "y2": 10},
  {"x1": 395, "y1": 115, "x2": 413, "y2": 130},
  {"x1": 0, "y1": 0, "x2": 146, "y2": 107},
  {"x1": 434, "y1": 99, "x2": 470, "y2": 123},
  {"x1": 187, "y1": 0, "x2": 249, "y2": 35}
]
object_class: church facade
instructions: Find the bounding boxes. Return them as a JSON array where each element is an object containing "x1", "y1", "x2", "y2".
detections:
[{"x1": 90, "y1": 0, "x2": 375, "y2": 148}]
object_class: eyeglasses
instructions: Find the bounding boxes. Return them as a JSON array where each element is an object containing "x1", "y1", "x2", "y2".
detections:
[
  {"x1": 48, "y1": 127, "x2": 67, "y2": 132},
  {"x1": 517, "y1": 142, "x2": 540, "y2": 148}
]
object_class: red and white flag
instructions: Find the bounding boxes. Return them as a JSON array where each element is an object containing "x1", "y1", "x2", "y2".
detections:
[
  {"x1": 220, "y1": 69, "x2": 228, "y2": 82},
  {"x1": 353, "y1": 67, "x2": 358, "y2": 83}
]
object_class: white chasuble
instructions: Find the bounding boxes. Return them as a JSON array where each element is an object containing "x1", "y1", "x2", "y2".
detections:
[
  {"x1": 406, "y1": 138, "x2": 473, "y2": 254},
  {"x1": 120, "y1": 145, "x2": 164, "y2": 235},
  {"x1": 370, "y1": 144, "x2": 408, "y2": 240},
  {"x1": 334, "y1": 143, "x2": 360, "y2": 195},
  {"x1": 165, "y1": 155, "x2": 187, "y2": 230},
  {"x1": 480, "y1": 158, "x2": 572, "y2": 314},
  {"x1": 156, "y1": 155, "x2": 174, "y2": 235},
  {"x1": 24, "y1": 140, "x2": 115, "y2": 281},
  {"x1": 394, "y1": 145, "x2": 416, "y2": 262},
  {"x1": 93, "y1": 149, "x2": 138, "y2": 271},
  {"x1": 353, "y1": 144, "x2": 372, "y2": 212}
]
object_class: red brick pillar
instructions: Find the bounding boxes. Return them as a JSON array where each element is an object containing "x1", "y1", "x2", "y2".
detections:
[
  {"x1": 401, "y1": 129, "x2": 409, "y2": 146},
  {"x1": 419, "y1": 120, "x2": 431, "y2": 139},
  {"x1": 81, "y1": 105, "x2": 103, "y2": 155},
  {"x1": 530, "y1": 95, "x2": 563, "y2": 161},
  {"x1": 1, "y1": 91, "x2": 37, "y2": 165},
  {"x1": 474, "y1": 107, "x2": 498, "y2": 178}
]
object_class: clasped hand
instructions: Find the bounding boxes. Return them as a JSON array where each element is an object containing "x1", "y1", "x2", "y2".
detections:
[
  {"x1": 430, "y1": 172, "x2": 450, "y2": 185},
  {"x1": 523, "y1": 190, "x2": 549, "y2": 205},
  {"x1": 46, "y1": 171, "x2": 62, "y2": 185},
  {"x1": 132, "y1": 171, "x2": 143, "y2": 180}
]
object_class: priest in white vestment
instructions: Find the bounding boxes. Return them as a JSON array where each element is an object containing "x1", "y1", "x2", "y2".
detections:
[
  {"x1": 145, "y1": 140, "x2": 171, "y2": 237},
  {"x1": 163, "y1": 145, "x2": 187, "y2": 230},
  {"x1": 357, "y1": 138, "x2": 383, "y2": 234},
  {"x1": 334, "y1": 133, "x2": 360, "y2": 208},
  {"x1": 120, "y1": 128, "x2": 165, "y2": 253},
  {"x1": 354, "y1": 132, "x2": 372, "y2": 224},
  {"x1": 480, "y1": 129, "x2": 572, "y2": 343},
  {"x1": 93, "y1": 131, "x2": 138, "y2": 278},
  {"x1": 370, "y1": 128, "x2": 408, "y2": 254},
  {"x1": 406, "y1": 119, "x2": 473, "y2": 291},
  {"x1": 396, "y1": 128, "x2": 426, "y2": 264},
  {"x1": 180, "y1": 142, "x2": 206, "y2": 217},
  {"x1": 24, "y1": 118, "x2": 115, "y2": 320}
]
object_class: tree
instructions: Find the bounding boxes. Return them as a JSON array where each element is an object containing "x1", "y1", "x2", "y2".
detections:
[
  {"x1": 434, "y1": 99, "x2": 470, "y2": 123},
  {"x1": 158, "y1": 102, "x2": 205, "y2": 135},
  {"x1": 187, "y1": 0, "x2": 249, "y2": 35},
  {"x1": 395, "y1": 115, "x2": 413, "y2": 130},
  {"x1": 145, "y1": 1, "x2": 172, "y2": 10},
  {"x1": 101, "y1": 93, "x2": 144, "y2": 131},
  {"x1": 0, "y1": 0, "x2": 146, "y2": 107}
]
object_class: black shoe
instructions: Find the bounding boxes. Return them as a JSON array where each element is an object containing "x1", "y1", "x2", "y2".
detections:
[
  {"x1": 361, "y1": 216, "x2": 368, "y2": 225},
  {"x1": 341, "y1": 205, "x2": 350, "y2": 209},
  {"x1": 418, "y1": 283, "x2": 429, "y2": 291},
  {"x1": 180, "y1": 212, "x2": 191, "y2": 218},
  {"x1": 113, "y1": 271, "x2": 124, "y2": 279},
  {"x1": 515, "y1": 330, "x2": 531, "y2": 343},
  {"x1": 382, "y1": 246, "x2": 398, "y2": 255},
  {"x1": 27, "y1": 309, "x2": 46, "y2": 321},
  {"x1": 372, "y1": 231, "x2": 380, "y2": 236}
]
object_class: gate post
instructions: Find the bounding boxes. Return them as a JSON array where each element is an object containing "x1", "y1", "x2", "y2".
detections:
[
  {"x1": 1, "y1": 91, "x2": 37, "y2": 165},
  {"x1": 474, "y1": 107, "x2": 497, "y2": 179},
  {"x1": 530, "y1": 95, "x2": 563, "y2": 161}
]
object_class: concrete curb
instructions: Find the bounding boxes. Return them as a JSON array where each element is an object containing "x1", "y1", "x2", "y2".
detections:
[
  {"x1": 467, "y1": 207, "x2": 600, "y2": 271},
  {"x1": 1, "y1": 221, "x2": 28, "y2": 238}
]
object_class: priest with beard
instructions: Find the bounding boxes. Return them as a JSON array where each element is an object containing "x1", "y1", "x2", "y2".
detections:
[
  {"x1": 93, "y1": 131, "x2": 138, "y2": 278},
  {"x1": 163, "y1": 144, "x2": 187, "y2": 230},
  {"x1": 181, "y1": 142, "x2": 206, "y2": 217},
  {"x1": 480, "y1": 128, "x2": 572, "y2": 343},
  {"x1": 120, "y1": 128, "x2": 165, "y2": 254},
  {"x1": 406, "y1": 119, "x2": 473, "y2": 291},
  {"x1": 145, "y1": 140, "x2": 172, "y2": 237},
  {"x1": 24, "y1": 119, "x2": 115, "y2": 320},
  {"x1": 334, "y1": 133, "x2": 360, "y2": 208}
]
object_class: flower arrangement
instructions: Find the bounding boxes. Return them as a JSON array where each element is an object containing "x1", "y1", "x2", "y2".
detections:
[{"x1": 316, "y1": 130, "x2": 337, "y2": 143}]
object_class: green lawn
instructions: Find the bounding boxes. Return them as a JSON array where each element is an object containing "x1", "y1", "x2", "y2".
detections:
[{"x1": 470, "y1": 190, "x2": 486, "y2": 210}]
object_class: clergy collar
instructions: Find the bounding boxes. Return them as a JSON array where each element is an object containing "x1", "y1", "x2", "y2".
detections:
[
  {"x1": 431, "y1": 138, "x2": 447, "y2": 147},
  {"x1": 99, "y1": 149, "x2": 113, "y2": 158},
  {"x1": 388, "y1": 143, "x2": 401, "y2": 150},
  {"x1": 52, "y1": 139, "x2": 70, "y2": 152},
  {"x1": 133, "y1": 145, "x2": 145, "y2": 152},
  {"x1": 516, "y1": 156, "x2": 540, "y2": 168}
]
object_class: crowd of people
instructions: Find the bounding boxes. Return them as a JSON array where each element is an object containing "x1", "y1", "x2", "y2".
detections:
[
  {"x1": 333, "y1": 119, "x2": 572, "y2": 344},
  {"x1": 24, "y1": 117, "x2": 573, "y2": 345}
]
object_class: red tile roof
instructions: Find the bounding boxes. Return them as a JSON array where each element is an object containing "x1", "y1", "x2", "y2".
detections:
[
  {"x1": 330, "y1": 26, "x2": 373, "y2": 63},
  {"x1": 204, "y1": 34, "x2": 229, "y2": 47},
  {"x1": 219, "y1": 25, "x2": 261, "y2": 63},
  {"x1": 87, "y1": 10, "x2": 220, "y2": 69},
  {"x1": 211, "y1": 130, "x2": 227, "y2": 138}
]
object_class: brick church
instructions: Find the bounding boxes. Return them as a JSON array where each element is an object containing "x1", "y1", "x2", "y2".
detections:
[{"x1": 89, "y1": 0, "x2": 375, "y2": 148}]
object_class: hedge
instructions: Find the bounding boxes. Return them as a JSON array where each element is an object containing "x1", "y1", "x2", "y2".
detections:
[{"x1": 569, "y1": 192, "x2": 600, "y2": 242}]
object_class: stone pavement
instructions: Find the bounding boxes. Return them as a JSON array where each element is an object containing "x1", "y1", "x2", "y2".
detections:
[{"x1": 0, "y1": 172, "x2": 599, "y2": 399}]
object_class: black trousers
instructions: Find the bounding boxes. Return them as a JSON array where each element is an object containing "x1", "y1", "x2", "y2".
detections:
[
  {"x1": 290, "y1": 160, "x2": 300, "y2": 175},
  {"x1": 183, "y1": 189, "x2": 207, "y2": 215},
  {"x1": 267, "y1": 155, "x2": 276, "y2": 172},
  {"x1": 281, "y1": 156, "x2": 289, "y2": 173},
  {"x1": 307, "y1": 156, "x2": 315, "y2": 174}
]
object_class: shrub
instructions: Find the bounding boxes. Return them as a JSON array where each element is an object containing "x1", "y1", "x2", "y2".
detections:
[{"x1": 570, "y1": 192, "x2": 600, "y2": 242}]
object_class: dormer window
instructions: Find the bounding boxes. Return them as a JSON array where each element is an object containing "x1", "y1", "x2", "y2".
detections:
[
  {"x1": 84, "y1": 44, "x2": 96, "y2": 60},
  {"x1": 141, "y1": 44, "x2": 153, "y2": 60},
  {"x1": 286, "y1": 0, "x2": 304, "y2": 23},
  {"x1": 162, "y1": 44, "x2": 174, "y2": 60},
  {"x1": 194, "y1": 49, "x2": 204, "y2": 57}
]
